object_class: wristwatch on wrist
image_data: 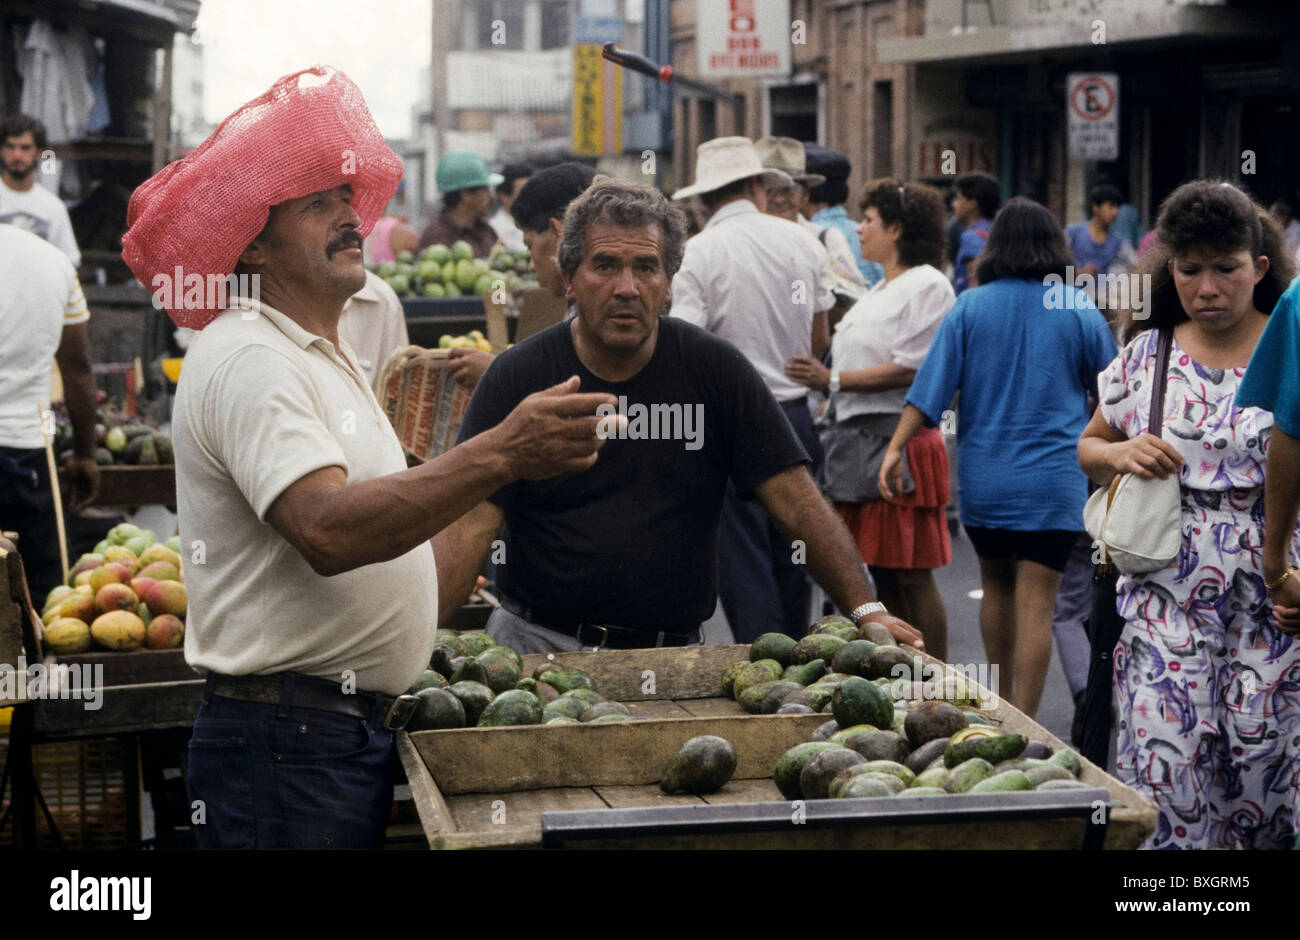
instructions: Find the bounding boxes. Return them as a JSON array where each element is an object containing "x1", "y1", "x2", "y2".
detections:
[
  {"x1": 827, "y1": 370, "x2": 841, "y2": 395},
  {"x1": 850, "y1": 601, "x2": 887, "y2": 624}
]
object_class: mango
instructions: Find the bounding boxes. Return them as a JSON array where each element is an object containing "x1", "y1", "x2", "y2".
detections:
[
  {"x1": 137, "y1": 560, "x2": 179, "y2": 582},
  {"x1": 95, "y1": 582, "x2": 138, "y2": 616},
  {"x1": 44, "y1": 592, "x2": 96, "y2": 626},
  {"x1": 67, "y1": 553, "x2": 104, "y2": 586},
  {"x1": 88, "y1": 562, "x2": 133, "y2": 593},
  {"x1": 137, "y1": 544, "x2": 181, "y2": 570},
  {"x1": 102, "y1": 545, "x2": 139, "y2": 572},
  {"x1": 661, "y1": 735, "x2": 737, "y2": 795},
  {"x1": 139, "y1": 579, "x2": 187, "y2": 618},
  {"x1": 90, "y1": 610, "x2": 146, "y2": 650},
  {"x1": 144, "y1": 613, "x2": 184, "y2": 650},
  {"x1": 43, "y1": 585, "x2": 74, "y2": 612},
  {"x1": 44, "y1": 617, "x2": 92, "y2": 654}
]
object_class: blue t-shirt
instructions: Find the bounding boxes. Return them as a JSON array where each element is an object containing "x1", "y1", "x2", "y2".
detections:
[
  {"x1": 1239, "y1": 275, "x2": 1300, "y2": 437},
  {"x1": 1066, "y1": 221, "x2": 1125, "y2": 272},
  {"x1": 812, "y1": 205, "x2": 885, "y2": 288},
  {"x1": 905, "y1": 278, "x2": 1118, "y2": 531},
  {"x1": 954, "y1": 218, "x2": 990, "y2": 294}
]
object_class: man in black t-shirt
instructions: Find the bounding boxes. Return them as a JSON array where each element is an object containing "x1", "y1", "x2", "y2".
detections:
[{"x1": 434, "y1": 179, "x2": 924, "y2": 653}]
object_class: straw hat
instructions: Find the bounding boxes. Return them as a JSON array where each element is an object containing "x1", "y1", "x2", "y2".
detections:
[
  {"x1": 671, "y1": 136, "x2": 792, "y2": 200},
  {"x1": 754, "y1": 136, "x2": 825, "y2": 187},
  {"x1": 122, "y1": 66, "x2": 402, "y2": 329}
]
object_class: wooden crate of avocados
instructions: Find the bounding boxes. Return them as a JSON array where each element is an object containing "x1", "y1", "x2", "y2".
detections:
[{"x1": 400, "y1": 644, "x2": 1157, "y2": 849}]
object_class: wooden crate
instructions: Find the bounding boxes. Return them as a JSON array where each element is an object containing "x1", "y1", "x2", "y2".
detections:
[
  {"x1": 84, "y1": 465, "x2": 176, "y2": 507},
  {"x1": 401, "y1": 644, "x2": 1157, "y2": 850}
]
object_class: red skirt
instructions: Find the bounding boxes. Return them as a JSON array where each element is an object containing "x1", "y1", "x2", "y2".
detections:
[{"x1": 834, "y1": 426, "x2": 952, "y2": 570}]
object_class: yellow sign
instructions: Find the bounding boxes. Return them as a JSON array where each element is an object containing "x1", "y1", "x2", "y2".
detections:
[{"x1": 572, "y1": 44, "x2": 622, "y2": 156}]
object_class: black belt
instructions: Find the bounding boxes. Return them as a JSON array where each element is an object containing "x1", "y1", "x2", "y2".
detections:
[
  {"x1": 500, "y1": 596, "x2": 702, "y2": 650},
  {"x1": 779, "y1": 396, "x2": 809, "y2": 409},
  {"x1": 204, "y1": 672, "x2": 418, "y2": 731}
]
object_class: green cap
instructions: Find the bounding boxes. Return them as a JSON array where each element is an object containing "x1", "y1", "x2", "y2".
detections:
[{"x1": 436, "y1": 151, "x2": 504, "y2": 192}]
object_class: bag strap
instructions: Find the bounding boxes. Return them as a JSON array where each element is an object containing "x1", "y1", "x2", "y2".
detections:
[{"x1": 1148, "y1": 327, "x2": 1172, "y2": 437}]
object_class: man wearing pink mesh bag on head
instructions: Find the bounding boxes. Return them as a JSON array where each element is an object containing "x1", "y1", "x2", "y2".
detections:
[{"x1": 122, "y1": 67, "x2": 617, "y2": 849}]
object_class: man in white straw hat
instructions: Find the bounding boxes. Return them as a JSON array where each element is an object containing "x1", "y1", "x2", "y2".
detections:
[{"x1": 669, "y1": 136, "x2": 838, "y2": 642}]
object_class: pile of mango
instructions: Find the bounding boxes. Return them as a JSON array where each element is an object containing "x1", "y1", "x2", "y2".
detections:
[
  {"x1": 406, "y1": 629, "x2": 627, "y2": 730},
  {"x1": 437, "y1": 330, "x2": 493, "y2": 353},
  {"x1": 372, "y1": 241, "x2": 533, "y2": 299},
  {"x1": 41, "y1": 524, "x2": 186, "y2": 654},
  {"x1": 718, "y1": 616, "x2": 1090, "y2": 800}
]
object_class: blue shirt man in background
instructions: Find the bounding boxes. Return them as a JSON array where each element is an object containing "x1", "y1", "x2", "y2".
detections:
[
  {"x1": 952, "y1": 172, "x2": 1001, "y2": 294},
  {"x1": 1065, "y1": 182, "x2": 1127, "y2": 276}
]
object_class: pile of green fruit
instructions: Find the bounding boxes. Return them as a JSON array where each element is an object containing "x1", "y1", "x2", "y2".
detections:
[
  {"x1": 371, "y1": 241, "x2": 533, "y2": 299},
  {"x1": 405, "y1": 629, "x2": 635, "y2": 730},
  {"x1": 720, "y1": 617, "x2": 1092, "y2": 801},
  {"x1": 49, "y1": 398, "x2": 172, "y2": 467}
]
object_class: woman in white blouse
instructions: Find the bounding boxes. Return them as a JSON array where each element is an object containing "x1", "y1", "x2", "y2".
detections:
[{"x1": 787, "y1": 179, "x2": 956, "y2": 659}]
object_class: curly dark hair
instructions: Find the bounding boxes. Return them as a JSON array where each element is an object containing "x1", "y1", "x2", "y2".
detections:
[
  {"x1": 974, "y1": 197, "x2": 1072, "y2": 285},
  {"x1": 859, "y1": 178, "x2": 946, "y2": 269},
  {"x1": 1117, "y1": 180, "x2": 1295, "y2": 339}
]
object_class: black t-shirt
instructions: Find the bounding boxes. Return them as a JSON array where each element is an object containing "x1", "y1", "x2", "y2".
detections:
[{"x1": 456, "y1": 315, "x2": 808, "y2": 631}]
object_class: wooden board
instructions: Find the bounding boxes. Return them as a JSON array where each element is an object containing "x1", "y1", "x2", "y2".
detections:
[
  {"x1": 87, "y1": 466, "x2": 176, "y2": 507},
  {"x1": 519, "y1": 644, "x2": 744, "y2": 702},
  {"x1": 31, "y1": 678, "x2": 203, "y2": 740},
  {"x1": 410, "y1": 713, "x2": 827, "y2": 795},
  {"x1": 47, "y1": 648, "x2": 197, "y2": 687}
]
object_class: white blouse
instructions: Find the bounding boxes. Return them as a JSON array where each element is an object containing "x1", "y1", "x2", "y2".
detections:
[{"x1": 829, "y1": 263, "x2": 955, "y2": 419}]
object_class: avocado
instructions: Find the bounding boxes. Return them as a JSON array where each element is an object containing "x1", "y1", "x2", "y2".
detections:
[
  {"x1": 836, "y1": 775, "x2": 900, "y2": 799},
  {"x1": 408, "y1": 669, "x2": 447, "y2": 693},
  {"x1": 857, "y1": 620, "x2": 898, "y2": 646},
  {"x1": 538, "y1": 667, "x2": 596, "y2": 694},
  {"x1": 898, "y1": 786, "x2": 947, "y2": 797},
  {"x1": 969, "y1": 770, "x2": 1033, "y2": 793},
  {"x1": 891, "y1": 710, "x2": 908, "y2": 736},
  {"x1": 810, "y1": 614, "x2": 857, "y2": 635},
  {"x1": 858, "y1": 760, "x2": 915, "y2": 785},
  {"x1": 1036, "y1": 779, "x2": 1094, "y2": 791},
  {"x1": 151, "y1": 432, "x2": 173, "y2": 464},
  {"x1": 912, "y1": 766, "x2": 949, "y2": 789},
  {"x1": 407, "y1": 687, "x2": 465, "y2": 730},
  {"x1": 477, "y1": 689, "x2": 544, "y2": 726},
  {"x1": 813, "y1": 623, "x2": 859, "y2": 643},
  {"x1": 829, "y1": 723, "x2": 878, "y2": 745},
  {"x1": 736, "y1": 680, "x2": 783, "y2": 713},
  {"x1": 457, "y1": 632, "x2": 497, "y2": 656},
  {"x1": 581, "y1": 701, "x2": 632, "y2": 721},
  {"x1": 588, "y1": 712, "x2": 632, "y2": 723},
  {"x1": 447, "y1": 681, "x2": 495, "y2": 725},
  {"x1": 529, "y1": 679, "x2": 561, "y2": 703},
  {"x1": 559, "y1": 687, "x2": 604, "y2": 708},
  {"x1": 944, "y1": 733, "x2": 1028, "y2": 769},
  {"x1": 138, "y1": 435, "x2": 159, "y2": 465},
  {"x1": 904, "y1": 700, "x2": 970, "y2": 749},
  {"x1": 476, "y1": 646, "x2": 523, "y2": 694},
  {"x1": 830, "y1": 639, "x2": 877, "y2": 677},
  {"x1": 545, "y1": 716, "x2": 581, "y2": 726},
  {"x1": 809, "y1": 719, "x2": 840, "y2": 742},
  {"x1": 542, "y1": 697, "x2": 587, "y2": 722},
  {"x1": 844, "y1": 730, "x2": 911, "y2": 763},
  {"x1": 830, "y1": 766, "x2": 906, "y2": 798},
  {"x1": 774, "y1": 741, "x2": 840, "y2": 799},
  {"x1": 760, "y1": 681, "x2": 807, "y2": 713},
  {"x1": 1022, "y1": 741, "x2": 1054, "y2": 760},
  {"x1": 1046, "y1": 748, "x2": 1083, "y2": 778},
  {"x1": 781, "y1": 658, "x2": 827, "y2": 686},
  {"x1": 720, "y1": 660, "x2": 749, "y2": 697},
  {"x1": 799, "y1": 747, "x2": 866, "y2": 800},
  {"x1": 434, "y1": 628, "x2": 460, "y2": 644},
  {"x1": 831, "y1": 676, "x2": 894, "y2": 730},
  {"x1": 776, "y1": 703, "x2": 817, "y2": 714},
  {"x1": 945, "y1": 757, "x2": 996, "y2": 793},
  {"x1": 661, "y1": 736, "x2": 737, "y2": 794},
  {"x1": 1024, "y1": 763, "x2": 1075, "y2": 787},
  {"x1": 904, "y1": 736, "x2": 952, "y2": 774},
  {"x1": 450, "y1": 657, "x2": 489, "y2": 686},
  {"x1": 430, "y1": 644, "x2": 457, "y2": 677},
  {"x1": 791, "y1": 634, "x2": 848, "y2": 665},
  {"x1": 963, "y1": 711, "x2": 997, "y2": 726},
  {"x1": 781, "y1": 685, "x2": 834, "y2": 711},
  {"x1": 863, "y1": 645, "x2": 920, "y2": 680},
  {"x1": 732, "y1": 660, "x2": 784, "y2": 698},
  {"x1": 750, "y1": 632, "x2": 798, "y2": 667}
]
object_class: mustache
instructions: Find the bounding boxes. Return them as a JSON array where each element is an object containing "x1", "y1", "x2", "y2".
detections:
[{"x1": 326, "y1": 230, "x2": 364, "y2": 257}]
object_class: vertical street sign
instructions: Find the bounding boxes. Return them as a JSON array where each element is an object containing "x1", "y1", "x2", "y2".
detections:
[
  {"x1": 1067, "y1": 72, "x2": 1119, "y2": 161},
  {"x1": 573, "y1": 16, "x2": 624, "y2": 156}
]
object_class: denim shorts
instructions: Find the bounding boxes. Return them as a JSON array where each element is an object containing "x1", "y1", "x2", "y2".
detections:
[{"x1": 187, "y1": 691, "x2": 396, "y2": 849}]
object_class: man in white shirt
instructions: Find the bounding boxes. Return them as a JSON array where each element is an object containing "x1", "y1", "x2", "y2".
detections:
[
  {"x1": 0, "y1": 224, "x2": 98, "y2": 599},
  {"x1": 1, "y1": 115, "x2": 81, "y2": 265},
  {"x1": 670, "y1": 137, "x2": 837, "y2": 641},
  {"x1": 338, "y1": 269, "x2": 409, "y2": 394},
  {"x1": 121, "y1": 67, "x2": 615, "y2": 849},
  {"x1": 487, "y1": 163, "x2": 531, "y2": 254}
]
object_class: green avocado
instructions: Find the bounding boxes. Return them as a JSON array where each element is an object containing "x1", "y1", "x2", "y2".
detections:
[
  {"x1": 457, "y1": 632, "x2": 497, "y2": 657},
  {"x1": 476, "y1": 646, "x2": 523, "y2": 694},
  {"x1": 911, "y1": 766, "x2": 950, "y2": 789},
  {"x1": 720, "y1": 660, "x2": 749, "y2": 697},
  {"x1": 447, "y1": 681, "x2": 494, "y2": 725},
  {"x1": 843, "y1": 730, "x2": 911, "y2": 763},
  {"x1": 799, "y1": 747, "x2": 866, "y2": 800},
  {"x1": 477, "y1": 689, "x2": 544, "y2": 727},
  {"x1": 835, "y1": 774, "x2": 899, "y2": 798},
  {"x1": 944, "y1": 757, "x2": 996, "y2": 793},
  {"x1": 542, "y1": 697, "x2": 587, "y2": 722},
  {"x1": 831, "y1": 676, "x2": 894, "y2": 730},
  {"x1": 944, "y1": 733, "x2": 1028, "y2": 769},
  {"x1": 898, "y1": 786, "x2": 947, "y2": 797},
  {"x1": 781, "y1": 659, "x2": 827, "y2": 686},
  {"x1": 732, "y1": 660, "x2": 784, "y2": 699},
  {"x1": 661, "y1": 735, "x2": 737, "y2": 795},
  {"x1": 773, "y1": 741, "x2": 839, "y2": 799},
  {"x1": 581, "y1": 701, "x2": 632, "y2": 722},
  {"x1": 856, "y1": 620, "x2": 898, "y2": 646},
  {"x1": 408, "y1": 669, "x2": 448, "y2": 693},
  {"x1": 830, "y1": 640, "x2": 876, "y2": 677},
  {"x1": 969, "y1": 770, "x2": 1033, "y2": 793},
  {"x1": 407, "y1": 688, "x2": 465, "y2": 730},
  {"x1": 790, "y1": 634, "x2": 848, "y2": 666},
  {"x1": 750, "y1": 632, "x2": 798, "y2": 667},
  {"x1": 1046, "y1": 748, "x2": 1084, "y2": 778},
  {"x1": 809, "y1": 719, "x2": 840, "y2": 742}
]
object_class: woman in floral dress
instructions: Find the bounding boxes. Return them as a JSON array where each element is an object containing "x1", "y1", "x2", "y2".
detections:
[{"x1": 1078, "y1": 181, "x2": 1299, "y2": 849}]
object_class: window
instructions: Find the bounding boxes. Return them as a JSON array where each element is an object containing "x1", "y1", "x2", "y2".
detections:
[
  {"x1": 475, "y1": 0, "x2": 525, "y2": 50},
  {"x1": 540, "y1": 0, "x2": 569, "y2": 50}
]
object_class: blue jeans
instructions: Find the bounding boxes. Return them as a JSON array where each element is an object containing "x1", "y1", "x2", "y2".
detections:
[{"x1": 187, "y1": 689, "x2": 396, "y2": 849}]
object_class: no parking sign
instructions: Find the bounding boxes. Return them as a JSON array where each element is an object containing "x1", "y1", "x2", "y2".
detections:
[{"x1": 1067, "y1": 72, "x2": 1119, "y2": 161}]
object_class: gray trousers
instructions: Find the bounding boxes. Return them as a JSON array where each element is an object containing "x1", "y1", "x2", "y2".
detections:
[
  {"x1": 1050, "y1": 533, "x2": 1095, "y2": 698},
  {"x1": 485, "y1": 605, "x2": 704, "y2": 654}
]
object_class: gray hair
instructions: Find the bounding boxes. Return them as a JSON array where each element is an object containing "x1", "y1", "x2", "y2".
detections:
[{"x1": 558, "y1": 178, "x2": 688, "y2": 278}]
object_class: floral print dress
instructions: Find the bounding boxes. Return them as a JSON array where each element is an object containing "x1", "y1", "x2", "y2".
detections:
[{"x1": 1098, "y1": 328, "x2": 1300, "y2": 849}]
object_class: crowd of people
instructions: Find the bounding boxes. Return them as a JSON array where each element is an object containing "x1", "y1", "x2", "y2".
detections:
[{"x1": 3, "y1": 63, "x2": 1299, "y2": 851}]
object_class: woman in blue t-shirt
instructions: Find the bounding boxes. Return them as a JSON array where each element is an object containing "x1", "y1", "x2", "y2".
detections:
[{"x1": 879, "y1": 197, "x2": 1117, "y2": 718}]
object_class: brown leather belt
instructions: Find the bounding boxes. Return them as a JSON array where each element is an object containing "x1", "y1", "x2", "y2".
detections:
[{"x1": 204, "y1": 672, "x2": 418, "y2": 731}]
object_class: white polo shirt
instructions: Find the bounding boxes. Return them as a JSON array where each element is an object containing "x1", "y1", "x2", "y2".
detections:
[
  {"x1": 0, "y1": 224, "x2": 88, "y2": 448},
  {"x1": 670, "y1": 199, "x2": 835, "y2": 402},
  {"x1": 173, "y1": 299, "x2": 437, "y2": 695},
  {"x1": 339, "y1": 270, "x2": 410, "y2": 393}
]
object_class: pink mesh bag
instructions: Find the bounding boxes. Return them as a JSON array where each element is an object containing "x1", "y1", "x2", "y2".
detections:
[{"x1": 121, "y1": 66, "x2": 403, "y2": 329}]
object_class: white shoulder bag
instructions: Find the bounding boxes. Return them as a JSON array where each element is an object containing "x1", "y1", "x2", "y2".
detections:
[{"x1": 1083, "y1": 328, "x2": 1182, "y2": 574}]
